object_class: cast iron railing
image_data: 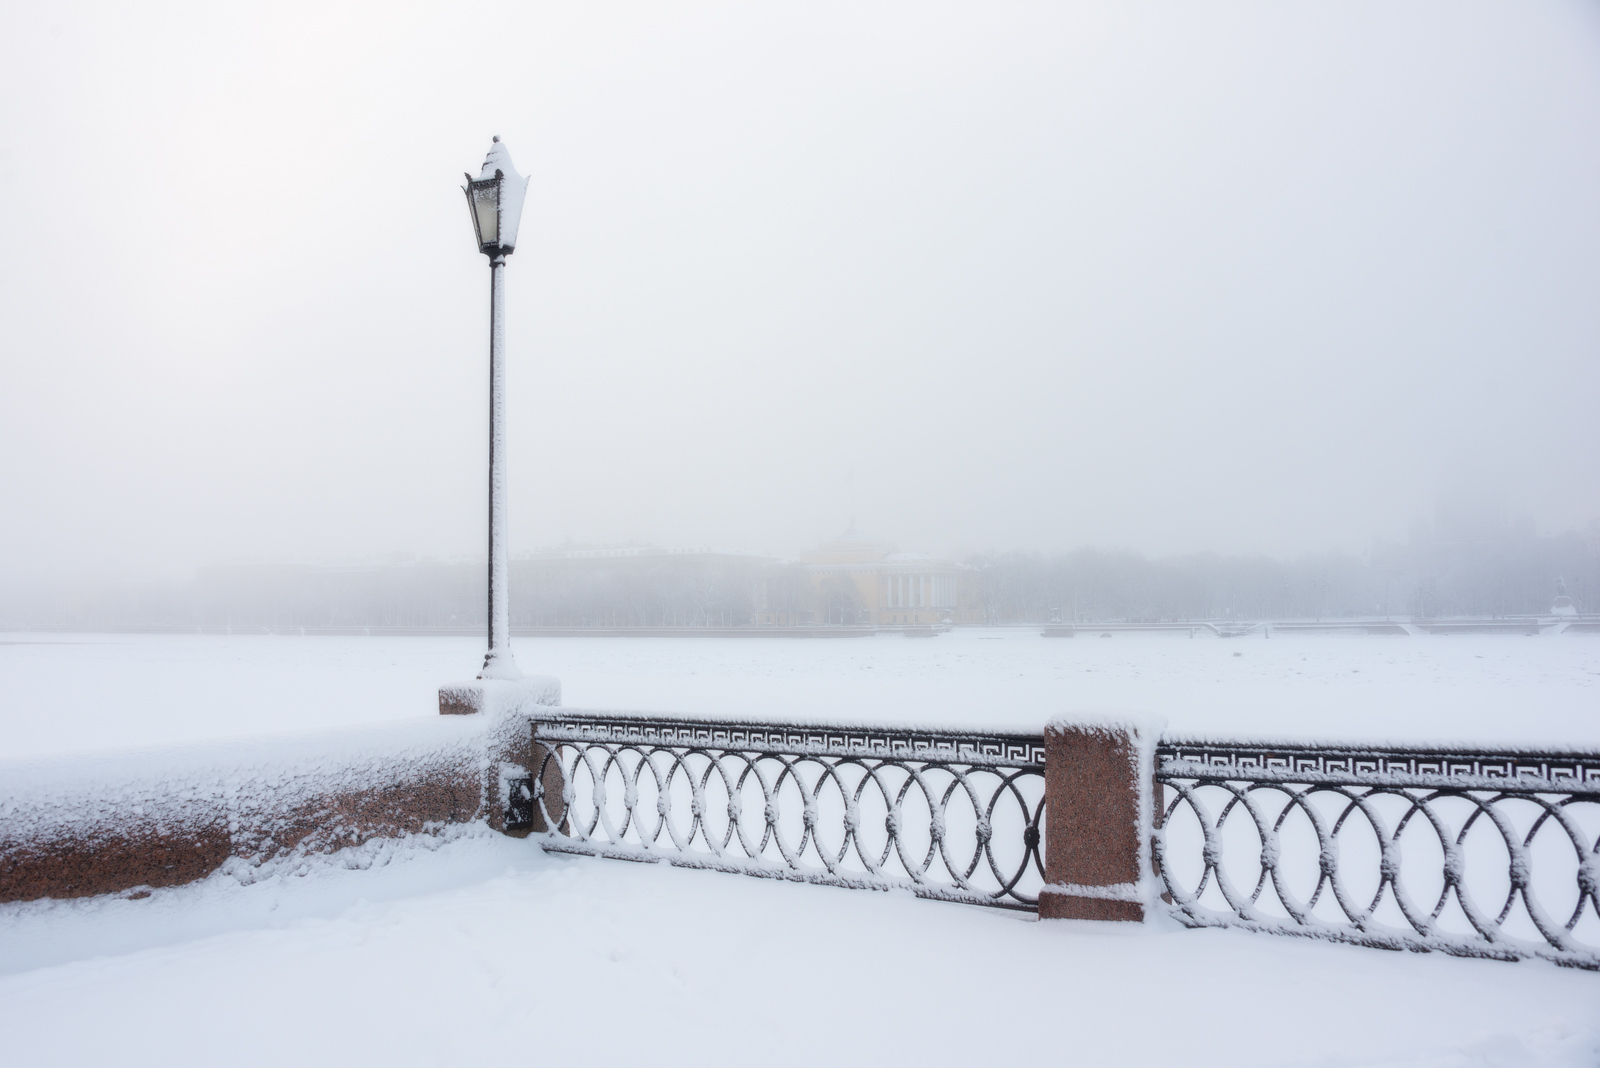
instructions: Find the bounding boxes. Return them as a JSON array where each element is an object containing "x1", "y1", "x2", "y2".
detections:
[
  {"x1": 521, "y1": 711, "x2": 1048, "y2": 908},
  {"x1": 1155, "y1": 739, "x2": 1600, "y2": 968},
  {"x1": 504, "y1": 713, "x2": 1600, "y2": 966}
]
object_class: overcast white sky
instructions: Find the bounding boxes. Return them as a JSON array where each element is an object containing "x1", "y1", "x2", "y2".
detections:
[{"x1": 1, "y1": 0, "x2": 1598, "y2": 580}]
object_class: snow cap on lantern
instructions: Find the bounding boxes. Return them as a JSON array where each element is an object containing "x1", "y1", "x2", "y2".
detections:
[{"x1": 463, "y1": 135, "x2": 530, "y2": 255}]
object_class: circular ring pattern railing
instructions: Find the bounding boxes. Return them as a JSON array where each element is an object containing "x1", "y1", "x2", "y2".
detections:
[
  {"x1": 1154, "y1": 739, "x2": 1600, "y2": 968},
  {"x1": 525, "y1": 712, "x2": 1048, "y2": 909},
  {"x1": 507, "y1": 717, "x2": 1600, "y2": 967}
]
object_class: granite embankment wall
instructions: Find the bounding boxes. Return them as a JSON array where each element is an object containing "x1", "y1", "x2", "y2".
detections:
[{"x1": 0, "y1": 678, "x2": 560, "y2": 902}]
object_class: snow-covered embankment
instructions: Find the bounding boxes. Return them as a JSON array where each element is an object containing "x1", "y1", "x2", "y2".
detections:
[{"x1": 0, "y1": 677, "x2": 559, "y2": 902}]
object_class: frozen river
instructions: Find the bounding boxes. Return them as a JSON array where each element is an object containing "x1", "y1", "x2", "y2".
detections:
[{"x1": 2, "y1": 628, "x2": 1597, "y2": 760}]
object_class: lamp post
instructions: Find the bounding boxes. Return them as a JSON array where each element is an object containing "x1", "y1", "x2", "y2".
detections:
[{"x1": 464, "y1": 136, "x2": 530, "y2": 680}]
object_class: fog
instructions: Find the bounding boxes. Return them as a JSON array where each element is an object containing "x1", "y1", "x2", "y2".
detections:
[{"x1": 2, "y1": 0, "x2": 1598, "y2": 588}]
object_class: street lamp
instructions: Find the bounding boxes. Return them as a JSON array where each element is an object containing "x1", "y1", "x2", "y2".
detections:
[{"x1": 464, "y1": 136, "x2": 530, "y2": 680}]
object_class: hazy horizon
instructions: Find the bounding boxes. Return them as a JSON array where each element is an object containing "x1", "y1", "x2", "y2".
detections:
[
  {"x1": 6, "y1": 499, "x2": 1594, "y2": 588},
  {"x1": 3, "y1": 1, "x2": 1599, "y2": 588}
]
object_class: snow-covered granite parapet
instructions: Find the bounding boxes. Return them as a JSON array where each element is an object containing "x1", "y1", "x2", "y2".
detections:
[
  {"x1": 1044, "y1": 711, "x2": 1168, "y2": 740},
  {"x1": 0, "y1": 707, "x2": 547, "y2": 904},
  {"x1": 438, "y1": 675, "x2": 561, "y2": 717},
  {"x1": 1040, "y1": 711, "x2": 1168, "y2": 922}
]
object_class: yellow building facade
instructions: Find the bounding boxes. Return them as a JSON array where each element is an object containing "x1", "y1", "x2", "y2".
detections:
[{"x1": 756, "y1": 537, "x2": 982, "y2": 626}]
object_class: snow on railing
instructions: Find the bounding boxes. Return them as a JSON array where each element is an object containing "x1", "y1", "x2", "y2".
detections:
[
  {"x1": 1154, "y1": 739, "x2": 1600, "y2": 969},
  {"x1": 507, "y1": 712, "x2": 1599, "y2": 965},
  {"x1": 521, "y1": 711, "x2": 1047, "y2": 909}
]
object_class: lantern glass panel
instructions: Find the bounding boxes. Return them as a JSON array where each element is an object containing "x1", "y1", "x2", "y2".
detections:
[{"x1": 470, "y1": 181, "x2": 500, "y2": 247}]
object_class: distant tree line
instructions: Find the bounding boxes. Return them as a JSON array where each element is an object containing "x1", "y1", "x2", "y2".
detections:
[
  {"x1": 513, "y1": 555, "x2": 761, "y2": 627},
  {"x1": 2, "y1": 524, "x2": 1595, "y2": 630},
  {"x1": 0, "y1": 553, "x2": 766, "y2": 631},
  {"x1": 965, "y1": 524, "x2": 1600, "y2": 624}
]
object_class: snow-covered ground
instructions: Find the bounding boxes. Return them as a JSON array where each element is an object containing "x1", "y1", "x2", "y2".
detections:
[
  {"x1": 2, "y1": 630, "x2": 1597, "y2": 1066},
  {"x1": 3, "y1": 628, "x2": 1598, "y2": 760},
  {"x1": 2, "y1": 831, "x2": 1596, "y2": 1068}
]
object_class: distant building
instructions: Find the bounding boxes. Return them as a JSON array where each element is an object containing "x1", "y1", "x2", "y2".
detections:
[
  {"x1": 756, "y1": 535, "x2": 982, "y2": 626},
  {"x1": 511, "y1": 545, "x2": 773, "y2": 627},
  {"x1": 84, "y1": 536, "x2": 981, "y2": 632}
]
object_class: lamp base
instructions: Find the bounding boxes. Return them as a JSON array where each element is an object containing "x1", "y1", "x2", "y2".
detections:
[
  {"x1": 439, "y1": 675, "x2": 561, "y2": 716},
  {"x1": 478, "y1": 648, "x2": 523, "y2": 681}
]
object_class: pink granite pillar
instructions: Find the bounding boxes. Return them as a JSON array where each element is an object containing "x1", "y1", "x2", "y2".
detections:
[{"x1": 1037, "y1": 715, "x2": 1163, "y2": 922}]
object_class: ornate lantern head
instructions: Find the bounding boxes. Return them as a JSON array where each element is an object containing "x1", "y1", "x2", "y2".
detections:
[{"x1": 463, "y1": 136, "x2": 529, "y2": 256}]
